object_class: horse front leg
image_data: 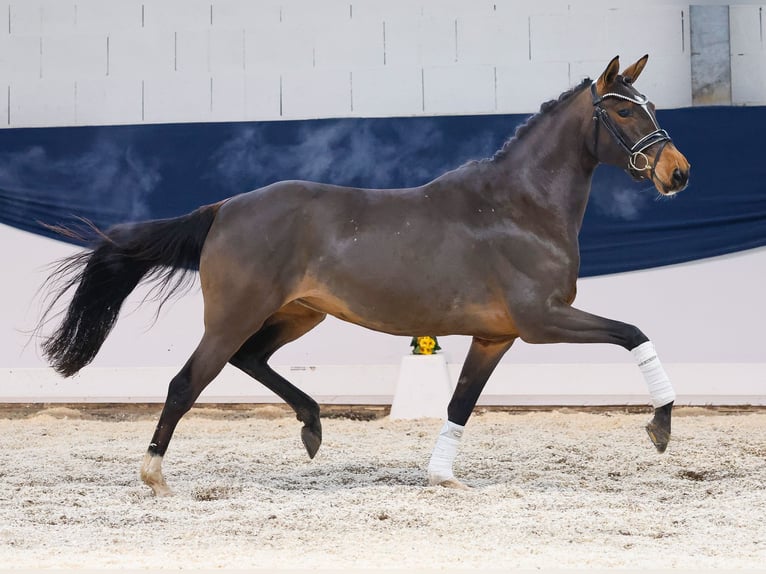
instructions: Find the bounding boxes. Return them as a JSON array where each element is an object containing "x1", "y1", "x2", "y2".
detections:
[
  {"x1": 427, "y1": 336, "x2": 516, "y2": 489},
  {"x1": 520, "y1": 303, "x2": 675, "y2": 452}
]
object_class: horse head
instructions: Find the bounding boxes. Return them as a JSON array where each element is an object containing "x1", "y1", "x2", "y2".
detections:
[{"x1": 590, "y1": 55, "x2": 691, "y2": 196}]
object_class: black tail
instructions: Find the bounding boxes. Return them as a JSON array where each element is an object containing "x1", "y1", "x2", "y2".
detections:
[{"x1": 37, "y1": 203, "x2": 222, "y2": 377}]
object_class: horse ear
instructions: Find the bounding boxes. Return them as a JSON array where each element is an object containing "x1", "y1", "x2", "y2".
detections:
[
  {"x1": 596, "y1": 56, "x2": 620, "y2": 92},
  {"x1": 621, "y1": 54, "x2": 649, "y2": 84}
]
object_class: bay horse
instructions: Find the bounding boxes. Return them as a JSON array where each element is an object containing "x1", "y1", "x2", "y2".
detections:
[{"x1": 38, "y1": 55, "x2": 690, "y2": 495}]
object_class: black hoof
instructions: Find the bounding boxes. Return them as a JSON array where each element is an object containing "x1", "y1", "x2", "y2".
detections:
[
  {"x1": 646, "y1": 401, "x2": 673, "y2": 454},
  {"x1": 301, "y1": 420, "x2": 322, "y2": 459},
  {"x1": 645, "y1": 421, "x2": 670, "y2": 453}
]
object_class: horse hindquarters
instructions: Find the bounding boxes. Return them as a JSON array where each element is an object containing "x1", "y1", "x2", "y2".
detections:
[{"x1": 141, "y1": 225, "x2": 313, "y2": 495}]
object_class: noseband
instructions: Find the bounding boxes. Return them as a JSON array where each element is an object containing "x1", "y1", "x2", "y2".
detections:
[{"x1": 591, "y1": 82, "x2": 672, "y2": 181}]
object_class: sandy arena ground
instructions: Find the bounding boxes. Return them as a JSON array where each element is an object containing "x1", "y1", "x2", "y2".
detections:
[{"x1": 1, "y1": 404, "x2": 765, "y2": 570}]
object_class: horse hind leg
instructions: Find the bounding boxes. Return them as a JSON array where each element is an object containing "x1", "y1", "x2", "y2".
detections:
[
  {"x1": 141, "y1": 304, "x2": 272, "y2": 496},
  {"x1": 229, "y1": 302, "x2": 326, "y2": 458}
]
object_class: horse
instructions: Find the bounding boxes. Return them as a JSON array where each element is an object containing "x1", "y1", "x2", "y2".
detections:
[{"x1": 37, "y1": 55, "x2": 690, "y2": 496}]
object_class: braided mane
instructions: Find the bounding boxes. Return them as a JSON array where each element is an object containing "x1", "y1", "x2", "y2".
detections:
[{"x1": 490, "y1": 77, "x2": 592, "y2": 162}]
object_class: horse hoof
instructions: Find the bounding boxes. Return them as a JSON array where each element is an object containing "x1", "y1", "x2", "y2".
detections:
[
  {"x1": 428, "y1": 475, "x2": 471, "y2": 491},
  {"x1": 645, "y1": 420, "x2": 670, "y2": 453},
  {"x1": 646, "y1": 401, "x2": 673, "y2": 453},
  {"x1": 150, "y1": 483, "x2": 175, "y2": 497},
  {"x1": 140, "y1": 453, "x2": 174, "y2": 497},
  {"x1": 439, "y1": 478, "x2": 471, "y2": 491},
  {"x1": 301, "y1": 423, "x2": 322, "y2": 459}
]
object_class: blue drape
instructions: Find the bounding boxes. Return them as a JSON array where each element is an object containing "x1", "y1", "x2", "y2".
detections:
[{"x1": 1, "y1": 106, "x2": 764, "y2": 277}]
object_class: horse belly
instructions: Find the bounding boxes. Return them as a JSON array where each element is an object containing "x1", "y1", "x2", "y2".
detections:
[{"x1": 295, "y1": 281, "x2": 516, "y2": 339}]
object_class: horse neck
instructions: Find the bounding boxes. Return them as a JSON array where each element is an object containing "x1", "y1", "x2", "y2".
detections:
[{"x1": 491, "y1": 91, "x2": 598, "y2": 233}]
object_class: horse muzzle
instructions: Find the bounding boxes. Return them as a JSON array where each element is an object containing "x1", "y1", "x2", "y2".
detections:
[{"x1": 650, "y1": 143, "x2": 691, "y2": 195}]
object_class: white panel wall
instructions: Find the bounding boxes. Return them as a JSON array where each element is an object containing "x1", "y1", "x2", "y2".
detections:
[
  {"x1": 730, "y1": 4, "x2": 766, "y2": 105},
  {"x1": 0, "y1": 0, "x2": 720, "y2": 128}
]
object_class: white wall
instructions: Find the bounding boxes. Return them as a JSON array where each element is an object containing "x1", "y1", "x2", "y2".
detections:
[
  {"x1": 0, "y1": 0, "x2": 706, "y2": 129},
  {"x1": 730, "y1": 3, "x2": 766, "y2": 104},
  {"x1": 1, "y1": 0, "x2": 765, "y2": 404}
]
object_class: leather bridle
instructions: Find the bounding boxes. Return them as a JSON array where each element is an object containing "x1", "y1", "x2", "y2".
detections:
[{"x1": 591, "y1": 81, "x2": 672, "y2": 182}]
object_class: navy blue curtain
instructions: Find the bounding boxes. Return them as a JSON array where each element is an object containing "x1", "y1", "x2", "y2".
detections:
[{"x1": 1, "y1": 106, "x2": 764, "y2": 276}]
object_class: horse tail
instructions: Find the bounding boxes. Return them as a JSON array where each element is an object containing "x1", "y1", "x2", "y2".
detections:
[{"x1": 38, "y1": 202, "x2": 223, "y2": 377}]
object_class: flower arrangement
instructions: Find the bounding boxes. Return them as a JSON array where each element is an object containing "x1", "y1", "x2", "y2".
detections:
[{"x1": 410, "y1": 336, "x2": 441, "y2": 355}]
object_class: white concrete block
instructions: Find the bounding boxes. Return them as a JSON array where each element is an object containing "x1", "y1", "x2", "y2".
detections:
[
  {"x1": 0, "y1": 82, "x2": 7, "y2": 128},
  {"x1": 41, "y1": 34, "x2": 106, "y2": 79},
  {"x1": 10, "y1": 1, "x2": 76, "y2": 35},
  {"x1": 142, "y1": 0, "x2": 211, "y2": 31},
  {"x1": 0, "y1": 35, "x2": 41, "y2": 80},
  {"x1": 382, "y1": 15, "x2": 418, "y2": 67},
  {"x1": 422, "y1": 0, "x2": 494, "y2": 20},
  {"x1": 211, "y1": 72, "x2": 245, "y2": 121},
  {"x1": 40, "y1": 0, "x2": 76, "y2": 33},
  {"x1": 605, "y1": 6, "x2": 687, "y2": 60},
  {"x1": 731, "y1": 53, "x2": 766, "y2": 105},
  {"x1": 569, "y1": 60, "x2": 600, "y2": 85},
  {"x1": 75, "y1": 76, "x2": 142, "y2": 125},
  {"x1": 496, "y1": 61, "x2": 569, "y2": 114},
  {"x1": 8, "y1": 2, "x2": 40, "y2": 35},
  {"x1": 280, "y1": 0, "x2": 350, "y2": 26},
  {"x1": 351, "y1": 0, "x2": 422, "y2": 22},
  {"x1": 385, "y1": 15, "x2": 457, "y2": 67},
  {"x1": 0, "y1": 2, "x2": 8, "y2": 35},
  {"x1": 9, "y1": 77, "x2": 75, "y2": 127},
  {"x1": 419, "y1": 16, "x2": 458, "y2": 66},
  {"x1": 423, "y1": 65, "x2": 495, "y2": 114},
  {"x1": 176, "y1": 30, "x2": 209, "y2": 74},
  {"x1": 633, "y1": 55, "x2": 692, "y2": 109},
  {"x1": 530, "y1": 10, "x2": 608, "y2": 63},
  {"x1": 315, "y1": 18, "x2": 384, "y2": 69},
  {"x1": 211, "y1": 0, "x2": 281, "y2": 28},
  {"x1": 143, "y1": 73, "x2": 211, "y2": 123},
  {"x1": 209, "y1": 28, "x2": 245, "y2": 73},
  {"x1": 108, "y1": 30, "x2": 174, "y2": 77},
  {"x1": 521, "y1": 0, "x2": 573, "y2": 17},
  {"x1": 243, "y1": 69, "x2": 281, "y2": 119},
  {"x1": 729, "y1": 5, "x2": 764, "y2": 55},
  {"x1": 244, "y1": 23, "x2": 314, "y2": 71},
  {"x1": 281, "y1": 68, "x2": 351, "y2": 119},
  {"x1": 457, "y1": 8, "x2": 530, "y2": 66},
  {"x1": 390, "y1": 354, "x2": 453, "y2": 420},
  {"x1": 75, "y1": 0, "x2": 142, "y2": 33},
  {"x1": 351, "y1": 66, "x2": 421, "y2": 117}
]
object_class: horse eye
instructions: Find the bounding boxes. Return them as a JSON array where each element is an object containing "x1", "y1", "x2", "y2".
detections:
[{"x1": 617, "y1": 108, "x2": 632, "y2": 118}]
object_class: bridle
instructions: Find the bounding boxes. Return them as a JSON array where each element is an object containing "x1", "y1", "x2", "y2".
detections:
[{"x1": 591, "y1": 81, "x2": 672, "y2": 182}]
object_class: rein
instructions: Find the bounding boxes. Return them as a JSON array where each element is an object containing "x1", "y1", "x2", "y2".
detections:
[{"x1": 590, "y1": 82, "x2": 671, "y2": 181}]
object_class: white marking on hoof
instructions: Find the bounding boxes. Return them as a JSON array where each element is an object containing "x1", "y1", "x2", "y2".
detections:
[
  {"x1": 428, "y1": 473, "x2": 471, "y2": 490},
  {"x1": 140, "y1": 452, "x2": 173, "y2": 497}
]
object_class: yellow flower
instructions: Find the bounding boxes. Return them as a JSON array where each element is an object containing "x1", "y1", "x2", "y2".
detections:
[{"x1": 416, "y1": 336, "x2": 436, "y2": 355}]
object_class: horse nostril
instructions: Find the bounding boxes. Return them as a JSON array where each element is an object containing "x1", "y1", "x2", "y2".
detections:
[{"x1": 672, "y1": 168, "x2": 688, "y2": 186}]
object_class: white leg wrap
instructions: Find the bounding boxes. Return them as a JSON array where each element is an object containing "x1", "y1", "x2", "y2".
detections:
[
  {"x1": 427, "y1": 420, "x2": 464, "y2": 485},
  {"x1": 632, "y1": 340, "x2": 676, "y2": 408}
]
